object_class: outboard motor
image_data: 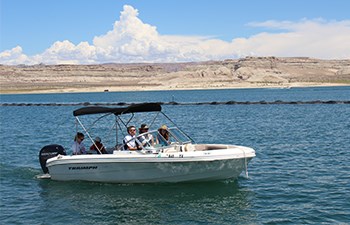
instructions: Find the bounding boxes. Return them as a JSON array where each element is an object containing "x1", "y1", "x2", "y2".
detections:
[{"x1": 39, "y1": 144, "x2": 66, "y2": 174}]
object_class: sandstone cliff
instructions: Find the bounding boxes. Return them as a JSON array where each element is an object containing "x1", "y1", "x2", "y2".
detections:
[{"x1": 0, "y1": 57, "x2": 349, "y2": 93}]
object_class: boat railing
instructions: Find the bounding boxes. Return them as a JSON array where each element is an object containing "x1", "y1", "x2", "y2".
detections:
[
  {"x1": 141, "y1": 127, "x2": 191, "y2": 145},
  {"x1": 114, "y1": 127, "x2": 192, "y2": 153}
]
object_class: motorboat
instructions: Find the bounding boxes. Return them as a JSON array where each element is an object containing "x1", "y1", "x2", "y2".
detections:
[{"x1": 38, "y1": 103, "x2": 255, "y2": 183}]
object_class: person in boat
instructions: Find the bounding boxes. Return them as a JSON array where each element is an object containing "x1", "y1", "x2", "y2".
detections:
[
  {"x1": 157, "y1": 125, "x2": 170, "y2": 146},
  {"x1": 123, "y1": 125, "x2": 142, "y2": 151},
  {"x1": 138, "y1": 124, "x2": 154, "y2": 147},
  {"x1": 90, "y1": 136, "x2": 107, "y2": 154},
  {"x1": 72, "y1": 132, "x2": 86, "y2": 155}
]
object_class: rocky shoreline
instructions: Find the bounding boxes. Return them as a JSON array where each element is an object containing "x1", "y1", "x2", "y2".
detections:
[{"x1": 1, "y1": 56, "x2": 349, "y2": 94}]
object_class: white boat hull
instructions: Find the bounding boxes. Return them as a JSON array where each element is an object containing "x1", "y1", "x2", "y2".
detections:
[{"x1": 46, "y1": 145, "x2": 255, "y2": 183}]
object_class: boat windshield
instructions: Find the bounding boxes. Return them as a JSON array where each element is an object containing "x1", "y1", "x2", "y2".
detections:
[
  {"x1": 168, "y1": 128, "x2": 192, "y2": 144},
  {"x1": 125, "y1": 127, "x2": 192, "y2": 151}
]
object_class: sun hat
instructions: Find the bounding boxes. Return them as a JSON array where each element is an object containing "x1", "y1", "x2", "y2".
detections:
[
  {"x1": 140, "y1": 124, "x2": 149, "y2": 129},
  {"x1": 94, "y1": 136, "x2": 101, "y2": 142},
  {"x1": 160, "y1": 124, "x2": 168, "y2": 130}
]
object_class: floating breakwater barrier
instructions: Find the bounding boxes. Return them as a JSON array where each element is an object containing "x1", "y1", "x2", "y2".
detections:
[{"x1": 1, "y1": 100, "x2": 350, "y2": 107}]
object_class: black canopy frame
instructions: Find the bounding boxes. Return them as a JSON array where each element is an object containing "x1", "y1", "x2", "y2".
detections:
[
  {"x1": 72, "y1": 103, "x2": 194, "y2": 153},
  {"x1": 73, "y1": 103, "x2": 162, "y2": 117}
]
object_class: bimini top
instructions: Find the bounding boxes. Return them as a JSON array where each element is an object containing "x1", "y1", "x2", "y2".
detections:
[{"x1": 73, "y1": 103, "x2": 162, "y2": 116}]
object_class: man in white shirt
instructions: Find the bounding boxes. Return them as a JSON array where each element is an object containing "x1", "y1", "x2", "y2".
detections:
[{"x1": 123, "y1": 126, "x2": 140, "y2": 150}]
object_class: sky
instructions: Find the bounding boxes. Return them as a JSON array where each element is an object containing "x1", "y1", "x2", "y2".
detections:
[{"x1": 1, "y1": 0, "x2": 350, "y2": 65}]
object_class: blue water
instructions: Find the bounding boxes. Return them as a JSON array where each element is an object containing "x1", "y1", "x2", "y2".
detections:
[
  {"x1": 1, "y1": 87, "x2": 350, "y2": 224},
  {"x1": 1, "y1": 86, "x2": 350, "y2": 104}
]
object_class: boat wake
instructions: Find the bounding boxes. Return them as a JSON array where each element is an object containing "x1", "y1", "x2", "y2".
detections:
[{"x1": 35, "y1": 173, "x2": 51, "y2": 179}]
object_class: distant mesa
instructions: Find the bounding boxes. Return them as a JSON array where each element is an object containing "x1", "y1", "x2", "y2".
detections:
[{"x1": 0, "y1": 57, "x2": 349, "y2": 94}]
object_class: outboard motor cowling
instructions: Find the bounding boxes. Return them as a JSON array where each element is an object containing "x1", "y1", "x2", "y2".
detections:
[{"x1": 39, "y1": 144, "x2": 66, "y2": 173}]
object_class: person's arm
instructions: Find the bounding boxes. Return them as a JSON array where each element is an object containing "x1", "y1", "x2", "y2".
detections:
[
  {"x1": 80, "y1": 143, "x2": 87, "y2": 154},
  {"x1": 72, "y1": 143, "x2": 78, "y2": 155},
  {"x1": 126, "y1": 143, "x2": 138, "y2": 150},
  {"x1": 150, "y1": 134, "x2": 155, "y2": 145},
  {"x1": 124, "y1": 136, "x2": 138, "y2": 150},
  {"x1": 101, "y1": 145, "x2": 107, "y2": 154}
]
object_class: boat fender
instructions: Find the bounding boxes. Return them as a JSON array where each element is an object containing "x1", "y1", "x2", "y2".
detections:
[{"x1": 39, "y1": 144, "x2": 66, "y2": 174}]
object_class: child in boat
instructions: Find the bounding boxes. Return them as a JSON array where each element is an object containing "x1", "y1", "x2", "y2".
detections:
[{"x1": 90, "y1": 136, "x2": 107, "y2": 154}]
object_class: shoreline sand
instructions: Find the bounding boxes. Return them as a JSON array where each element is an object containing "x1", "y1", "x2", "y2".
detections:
[{"x1": 1, "y1": 82, "x2": 348, "y2": 95}]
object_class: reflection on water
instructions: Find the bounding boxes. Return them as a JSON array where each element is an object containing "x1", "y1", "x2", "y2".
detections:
[{"x1": 36, "y1": 179, "x2": 256, "y2": 224}]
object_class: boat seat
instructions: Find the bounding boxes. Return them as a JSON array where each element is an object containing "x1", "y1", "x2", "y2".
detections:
[
  {"x1": 164, "y1": 147, "x2": 177, "y2": 153},
  {"x1": 185, "y1": 144, "x2": 195, "y2": 152}
]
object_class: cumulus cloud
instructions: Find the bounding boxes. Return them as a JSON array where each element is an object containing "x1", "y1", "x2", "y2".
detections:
[
  {"x1": 33, "y1": 40, "x2": 97, "y2": 64},
  {"x1": 0, "y1": 46, "x2": 33, "y2": 65},
  {"x1": 1, "y1": 5, "x2": 349, "y2": 65},
  {"x1": 239, "y1": 19, "x2": 350, "y2": 59}
]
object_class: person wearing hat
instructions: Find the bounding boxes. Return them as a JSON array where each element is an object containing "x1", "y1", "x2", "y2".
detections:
[
  {"x1": 157, "y1": 124, "x2": 170, "y2": 146},
  {"x1": 138, "y1": 124, "x2": 154, "y2": 147},
  {"x1": 90, "y1": 136, "x2": 107, "y2": 154}
]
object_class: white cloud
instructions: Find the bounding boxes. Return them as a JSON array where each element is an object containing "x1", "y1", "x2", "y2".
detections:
[
  {"x1": 33, "y1": 40, "x2": 97, "y2": 64},
  {"x1": 0, "y1": 46, "x2": 34, "y2": 65},
  {"x1": 239, "y1": 19, "x2": 350, "y2": 59},
  {"x1": 1, "y1": 5, "x2": 349, "y2": 65}
]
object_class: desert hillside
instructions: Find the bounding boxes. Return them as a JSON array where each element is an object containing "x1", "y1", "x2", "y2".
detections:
[{"x1": 0, "y1": 57, "x2": 349, "y2": 94}]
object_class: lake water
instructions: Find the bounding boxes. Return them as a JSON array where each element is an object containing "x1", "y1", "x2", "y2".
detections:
[{"x1": 1, "y1": 87, "x2": 349, "y2": 224}]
